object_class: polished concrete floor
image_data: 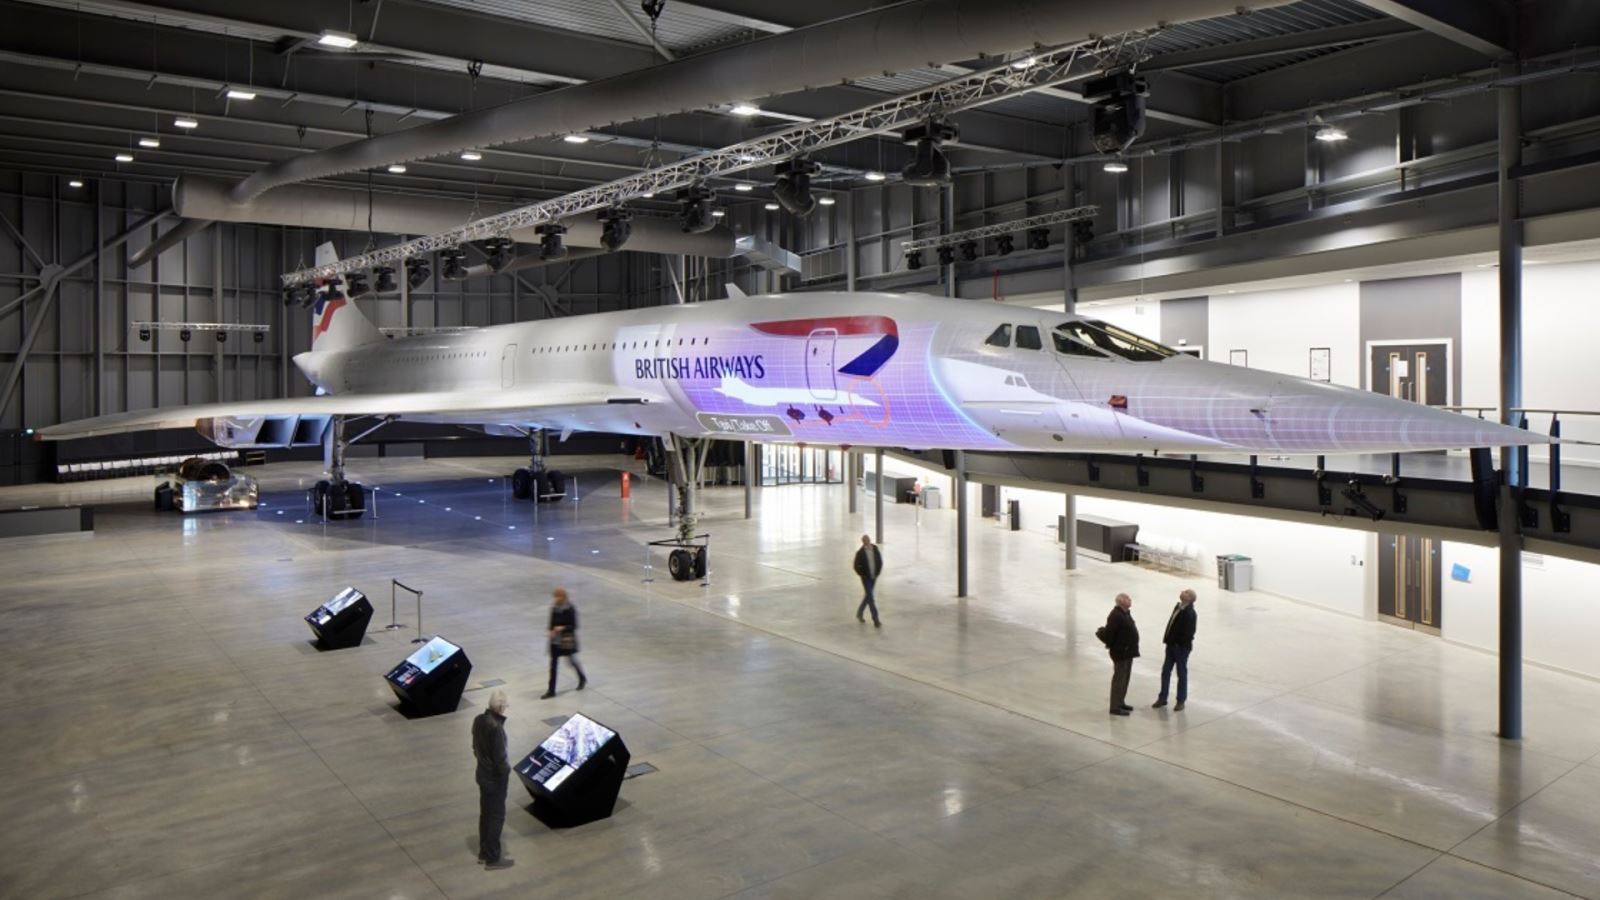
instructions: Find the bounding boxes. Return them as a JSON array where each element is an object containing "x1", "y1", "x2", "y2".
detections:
[{"x1": 3, "y1": 455, "x2": 1599, "y2": 899}]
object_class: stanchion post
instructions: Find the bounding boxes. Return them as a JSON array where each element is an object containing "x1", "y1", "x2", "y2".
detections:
[
  {"x1": 413, "y1": 589, "x2": 425, "y2": 643},
  {"x1": 384, "y1": 578, "x2": 407, "y2": 631}
]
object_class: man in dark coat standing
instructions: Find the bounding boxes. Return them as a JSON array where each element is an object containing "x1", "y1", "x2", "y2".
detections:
[
  {"x1": 472, "y1": 690, "x2": 514, "y2": 869},
  {"x1": 1101, "y1": 593, "x2": 1140, "y2": 716},
  {"x1": 853, "y1": 534, "x2": 883, "y2": 626},
  {"x1": 1153, "y1": 588, "x2": 1198, "y2": 711}
]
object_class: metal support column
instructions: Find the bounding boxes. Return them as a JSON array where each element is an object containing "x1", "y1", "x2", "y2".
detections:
[
  {"x1": 1063, "y1": 162, "x2": 1080, "y2": 571},
  {"x1": 94, "y1": 186, "x2": 105, "y2": 416},
  {"x1": 874, "y1": 447, "x2": 884, "y2": 545},
  {"x1": 212, "y1": 225, "x2": 225, "y2": 403},
  {"x1": 847, "y1": 450, "x2": 857, "y2": 514},
  {"x1": 846, "y1": 192, "x2": 859, "y2": 518},
  {"x1": 1496, "y1": 60, "x2": 1524, "y2": 741},
  {"x1": 942, "y1": 186, "x2": 956, "y2": 298},
  {"x1": 743, "y1": 441, "x2": 752, "y2": 519},
  {"x1": 955, "y1": 449, "x2": 968, "y2": 597}
]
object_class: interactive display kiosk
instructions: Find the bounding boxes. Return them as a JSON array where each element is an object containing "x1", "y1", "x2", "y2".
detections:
[
  {"x1": 515, "y1": 713, "x2": 630, "y2": 827},
  {"x1": 304, "y1": 586, "x2": 373, "y2": 650},
  {"x1": 384, "y1": 636, "x2": 471, "y2": 717}
]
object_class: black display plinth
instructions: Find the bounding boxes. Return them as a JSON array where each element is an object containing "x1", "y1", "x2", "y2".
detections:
[
  {"x1": 516, "y1": 713, "x2": 630, "y2": 828},
  {"x1": 384, "y1": 636, "x2": 472, "y2": 717},
  {"x1": 305, "y1": 586, "x2": 374, "y2": 650}
]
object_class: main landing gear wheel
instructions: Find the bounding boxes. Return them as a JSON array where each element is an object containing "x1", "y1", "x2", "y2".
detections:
[
  {"x1": 693, "y1": 546, "x2": 707, "y2": 579},
  {"x1": 311, "y1": 479, "x2": 366, "y2": 520},
  {"x1": 668, "y1": 548, "x2": 695, "y2": 582},
  {"x1": 511, "y1": 468, "x2": 533, "y2": 499}
]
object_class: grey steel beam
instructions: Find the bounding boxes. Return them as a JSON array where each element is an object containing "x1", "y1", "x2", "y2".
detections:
[
  {"x1": 1497, "y1": 60, "x2": 1523, "y2": 741},
  {"x1": 1354, "y1": 1, "x2": 1512, "y2": 57}
]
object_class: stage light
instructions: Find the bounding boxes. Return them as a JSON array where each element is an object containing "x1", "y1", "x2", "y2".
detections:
[
  {"x1": 179, "y1": 328, "x2": 192, "y2": 342},
  {"x1": 114, "y1": 153, "x2": 134, "y2": 163},
  {"x1": 864, "y1": 171, "x2": 886, "y2": 182},
  {"x1": 318, "y1": 30, "x2": 359, "y2": 49},
  {"x1": 373, "y1": 266, "x2": 397, "y2": 293},
  {"x1": 138, "y1": 327, "x2": 151, "y2": 341},
  {"x1": 253, "y1": 330, "x2": 265, "y2": 344},
  {"x1": 173, "y1": 117, "x2": 198, "y2": 129},
  {"x1": 678, "y1": 184, "x2": 719, "y2": 233},
  {"x1": 138, "y1": 137, "x2": 160, "y2": 148},
  {"x1": 906, "y1": 250, "x2": 923, "y2": 270},
  {"x1": 901, "y1": 118, "x2": 958, "y2": 187},
  {"x1": 598, "y1": 207, "x2": 633, "y2": 251},
  {"x1": 563, "y1": 134, "x2": 590, "y2": 144},
  {"x1": 345, "y1": 270, "x2": 371, "y2": 297},
  {"x1": 936, "y1": 246, "x2": 955, "y2": 266},
  {"x1": 996, "y1": 234, "x2": 1014, "y2": 256},
  {"x1": 387, "y1": 164, "x2": 407, "y2": 174},
  {"x1": 226, "y1": 88, "x2": 256, "y2": 100},
  {"x1": 216, "y1": 330, "x2": 227, "y2": 343},
  {"x1": 1027, "y1": 227, "x2": 1050, "y2": 251},
  {"x1": 440, "y1": 247, "x2": 469, "y2": 280},
  {"x1": 483, "y1": 236, "x2": 516, "y2": 270},
  {"x1": 960, "y1": 241, "x2": 978, "y2": 262},
  {"x1": 1084, "y1": 71, "x2": 1148, "y2": 155},
  {"x1": 731, "y1": 104, "x2": 761, "y2": 116},
  {"x1": 1103, "y1": 159, "x2": 1129, "y2": 173},
  {"x1": 734, "y1": 183, "x2": 754, "y2": 192},
  {"x1": 460, "y1": 150, "x2": 482, "y2": 161},
  {"x1": 536, "y1": 224, "x2": 568, "y2": 259},
  {"x1": 405, "y1": 257, "x2": 431, "y2": 290},
  {"x1": 283, "y1": 284, "x2": 311, "y2": 306},
  {"x1": 772, "y1": 157, "x2": 820, "y2": 217},
  {"x1": 1315, "y1": 125, "x2": 1348, "y2": 142}
]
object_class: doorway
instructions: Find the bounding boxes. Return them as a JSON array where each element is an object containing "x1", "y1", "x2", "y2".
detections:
[
  {"x1": 1367, "y1": 341, "x2": 1449, "y2": 406},
  {"x1": 759, "y1": 444, "x2": 843, "y2": 486},
  {"x1": 1377, "y1": 533, "x2": 1441, "y2": 634}
]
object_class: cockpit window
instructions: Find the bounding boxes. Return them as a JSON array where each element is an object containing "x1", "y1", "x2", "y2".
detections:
[
  {"x1": 985, "y1": 324, "x2": 1012, "y2": 348},
  {"x1": 1053, "y1": 330, "x2": 1109, "y2": 358},
  {"x1": 1053, "y1": 320, "x2": 1176, "y2": 362},
  {"x1": 1015, "y1": 325, "x2": 1043, "y2": 350}
]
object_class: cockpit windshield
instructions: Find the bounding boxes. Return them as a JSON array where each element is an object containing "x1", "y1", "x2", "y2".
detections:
[{"x1": 1053, "y1": 320, "x2": 1177, "y2": 362}]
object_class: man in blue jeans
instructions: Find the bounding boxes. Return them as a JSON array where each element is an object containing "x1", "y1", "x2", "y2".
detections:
[{"x1": 1152, "y1": 589, "x2": 1198, "y2": 711}]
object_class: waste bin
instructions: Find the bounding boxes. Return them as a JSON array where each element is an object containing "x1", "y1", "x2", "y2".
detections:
[
  {"x1": 921, "y1": 485, "x2": 942, "y2": 509},
  {"x1": 1216, "y1": 554, "x2": 1252, "y2": 592}
]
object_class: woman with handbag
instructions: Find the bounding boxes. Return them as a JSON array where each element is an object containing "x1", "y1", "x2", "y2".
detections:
[{"x1": 542, "y1": 587, "x2": 587, "y2": 699}]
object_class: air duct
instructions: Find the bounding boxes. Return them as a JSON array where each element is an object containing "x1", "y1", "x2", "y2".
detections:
[
  {"x1": 154, "y1": 176, "x2": 736, "y2": 261},
  {"x1": 221, "y1": 0, "x2": 1283, "y2": 205}
]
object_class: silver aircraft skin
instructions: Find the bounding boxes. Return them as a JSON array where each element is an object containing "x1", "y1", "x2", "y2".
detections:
[{"x1": 39, "y1": 272, "x2": 1543, "y2": 457}]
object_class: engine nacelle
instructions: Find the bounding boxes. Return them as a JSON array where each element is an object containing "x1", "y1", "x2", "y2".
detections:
[{"x1": 197, "y1": 415, "x2": 331, "y2": 448}]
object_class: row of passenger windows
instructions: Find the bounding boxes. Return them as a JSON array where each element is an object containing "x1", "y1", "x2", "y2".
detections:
[
  {"x1": 392, "y1": 351, "x2": 488, "y2": 363},
  {"x1": 533, "y1": 336, "x2": 708, "y2": 354},
  {"x1": 984, "y1": 320, "x2": 1177, "y2": 363}
]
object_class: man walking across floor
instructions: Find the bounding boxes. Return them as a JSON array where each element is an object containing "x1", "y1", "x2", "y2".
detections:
[
  {"x1": 1099, "y1": 593, "x2": 1140, "y2": 716},
  {"x1": 1153, "y1": 588, "x2": 1198, "y2": 712},
  {"x1": 471, "y1": 689, "x2": 514, "y2": 869},
  {"x1": 854, "y1": 534, "x2": 883, "y2": 626}
]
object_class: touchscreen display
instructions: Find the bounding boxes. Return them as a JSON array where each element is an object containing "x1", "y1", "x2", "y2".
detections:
[
  {"x1": 539, "y1": 714, "x2": 617, "y2": 768},
  {"x1": 405, "y1": 636, "x2": 460, "y2": 674},
  {"x1": 313, "y1": 587, "x2": 364, "y2": 624}
]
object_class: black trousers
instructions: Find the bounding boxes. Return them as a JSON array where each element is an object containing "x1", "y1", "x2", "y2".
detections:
[
  {"x1": 477, "y1": 776, "x2": 507, "y2": 863},
  {"x1": 548, "y1": 654, "x2": 586, "y2": 694},
  {"x1": 857, "y1": 576, "x2": 880, "y2": 624}
]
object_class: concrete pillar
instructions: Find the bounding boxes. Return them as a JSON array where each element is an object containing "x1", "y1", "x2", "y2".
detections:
[
  {"x1": 955, "y1": 449, "x2": 968, "y2": 597},
  {"x1": 1497, "y1": 60, "x2": 1524, "y2": 740},
  {"x1": 744, "y1": 441, "x2": 753, "y2": 519},
  {"x1": 874, "y1": 447, "x2": 884, "y2": 546},
  {"x1": 847, "y1": 450, "x2": 857, "y2": 514}
]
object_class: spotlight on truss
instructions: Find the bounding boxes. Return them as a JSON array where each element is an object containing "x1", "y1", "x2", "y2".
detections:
[
  {"x1": 901, "y1": 118, "x2": 959, "y2": 187},
  {"x1": 995, "y1": 234, "x2": 1014, "y2": 256},
  {"x1": 440, "y1": 247, "x2": 469, "y2": 280},
  {"x1": 598, "y1": 207, "x2": 633, "y2": 251},
  {"x1": 483, "y1": 236, "x2": 516, "y2": 272},
  {"x1": 772, "y1": 157, "x2": 822, "y2": 217},
  {"x1": 405, "y1": 257, "x2": 431, "y2": 290},
  {"x1": 678, "y1": 185, "x2": 719, "y2": 234},
  {"x1": 1027, "y1": 227, "x2": 1051, "y2": 251},
  {"x1": 373, "y1": 266, "x2": 397, "y2": 293},
  {"x1": 905, "y1": 250, "x2": 923, "y2": 270},
  {"x1": 936, "y1": 245, "x2": 956, "y2": 266},
  {"x1": 960, "y1": 241, "x2": 978, "y2": 262},
  {"x1": 536, "y1": 223, "x2": 569, "y2": 259}
]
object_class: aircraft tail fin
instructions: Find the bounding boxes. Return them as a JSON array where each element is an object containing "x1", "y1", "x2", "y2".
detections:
[{"x1": 310, "y1": 242, "x2": 384, "y2": 352}]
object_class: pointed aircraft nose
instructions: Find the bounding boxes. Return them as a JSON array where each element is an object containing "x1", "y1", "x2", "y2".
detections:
[{"x1": 1261, "y1": 378, "x2": 1545, "y2": 453}]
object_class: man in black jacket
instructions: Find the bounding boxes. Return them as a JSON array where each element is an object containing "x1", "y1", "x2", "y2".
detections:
[
  {"x1": 853, "y1": 534, "x2": 883, "y2": 626},
  {"x1": 472, "y1": 690, "x2": 514, "y2": 869},
  {"x1": 1152, "y1": 588, "x2": 1198, "y2": 711},
  {"x1": 1101, "y1": 593, "x2": 1140, "y2": 716}
]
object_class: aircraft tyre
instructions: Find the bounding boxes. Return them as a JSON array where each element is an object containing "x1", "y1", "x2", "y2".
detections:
[
  {"x1": 511, "y1": 468, "x2": 533, "y2": 499},
  {"x1": 312, "y1": 480, "x2": 331, "y2": 515},
  {"x1": 668, "y1": 548, "x2": 695, "y2": 581},
  {"x1": 343, "y1": 481, "x2": 366, "y2": 519},
  {"x1": 693, "y1": 547, "x2": 708, "y2": 579}
]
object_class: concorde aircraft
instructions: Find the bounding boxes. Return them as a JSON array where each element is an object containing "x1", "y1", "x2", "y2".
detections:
[{"x1": 40, "y1": 244, "x2": 1545, "y2": 502}]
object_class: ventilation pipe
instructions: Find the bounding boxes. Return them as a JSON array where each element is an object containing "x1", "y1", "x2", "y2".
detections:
[
  {"x1": 125, "y1": 176, "x2": 736, "y2": 268},
  {"x1": 224, "y1": 0, "x2": 1279, "y2": 204}
]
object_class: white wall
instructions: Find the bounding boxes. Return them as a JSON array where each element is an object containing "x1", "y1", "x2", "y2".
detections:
[
  {"x1": 1207, "y1": 282, "x2": 1362, "y2": 383},
  {"x1": 1441, "y1": 541, "x2": 1600, "y2": 680}
]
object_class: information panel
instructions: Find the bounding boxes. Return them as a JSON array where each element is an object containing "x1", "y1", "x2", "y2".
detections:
[
  {"x1": 383, "y1": 635, "x2": 471, "y2": 718},
  {"x1": 304, "y1": 586, "x2": 373, "y2": 650},
  {"x1": 515, "y1": 713, "x2": 629, "y2": 827}
]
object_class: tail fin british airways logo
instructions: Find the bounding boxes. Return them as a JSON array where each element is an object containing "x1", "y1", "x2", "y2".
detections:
[
  {"x1": 311, "y1": 288, "x2": 345, "y2": 341},
  {"x1": 750, "y1": 316, "x2": 899, "y2": 377}
]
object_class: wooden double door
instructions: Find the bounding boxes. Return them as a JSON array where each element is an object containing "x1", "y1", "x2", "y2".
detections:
[{"x1": 1378, "y1": 534, "x2": 1441, "y2": 634}]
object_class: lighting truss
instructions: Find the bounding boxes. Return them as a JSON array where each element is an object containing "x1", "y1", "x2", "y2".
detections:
[
  {"x1": 900, "y1": 206, "x2": 1098, "y2": 253},
  {"x1": 282, "y1": 31, "x2": 1151, "y2": 286},
  {"x1": 132, "y1": 321, "x2": 271, "y2": 335}
]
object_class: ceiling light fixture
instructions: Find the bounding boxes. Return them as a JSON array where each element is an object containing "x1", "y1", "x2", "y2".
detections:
[
  {"x1": 114, "y1": 153, "x2": 134, "y2": 163},
  {"x1": 640, "y1": 192, "x2": 655, "y2": 199},
  {"x1": 317, "y1": 30, "x2": 359, "y2": 49},
  {"x1": 563, "y1": 134, "x2": 590, "y2": 144},
  {"x1": 68, "y1": 179, "x2": 84, "y2": 188},
  {"x1": 864, "y1": 171, "x2": 886, "y2": 182},
  {"x1": 710, "y1": 209, "x2": 727, "y2": 218},
  {"x1": 226, "y1": 88, "x2": 256, "y2": 101},
  {"x1": 1315, "y1": 124, "x2": 1348, "y2": 142},
  {"x1": 387, "y1": 164, "x2": 407, "y2": 174},
  {"x1": 734, "y1": 183, "x2": 754, "y2": 192},
  {"x1": 763, "y1": 202, "x2": 780, "y2": 211},
  {"x1": 817, "y1": 196, "x2": 836, "y2": 206},
  {"x1": 138, "y1": 137, "x2": 161, "y2": 148},
  {"x1": 730, "y1": 104, "x2": 761, "y2": 116},
  {"x1": 459, "y1": 150, "x2": 482, "y2": 161},
  {"x1": 174, "y1": 117, "x2": 198, "y2": 129},
  {"x1": 1103, "y1": 160, "x2": 1129, "y2": 173},
  {"x1": 1011, "y1": 56, "x2": 1036, "y2": 70}
]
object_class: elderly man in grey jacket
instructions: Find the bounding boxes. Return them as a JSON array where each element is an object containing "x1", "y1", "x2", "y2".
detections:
[{"x1": 472, "y1": 690, "x2": 514, "y2": 869}]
